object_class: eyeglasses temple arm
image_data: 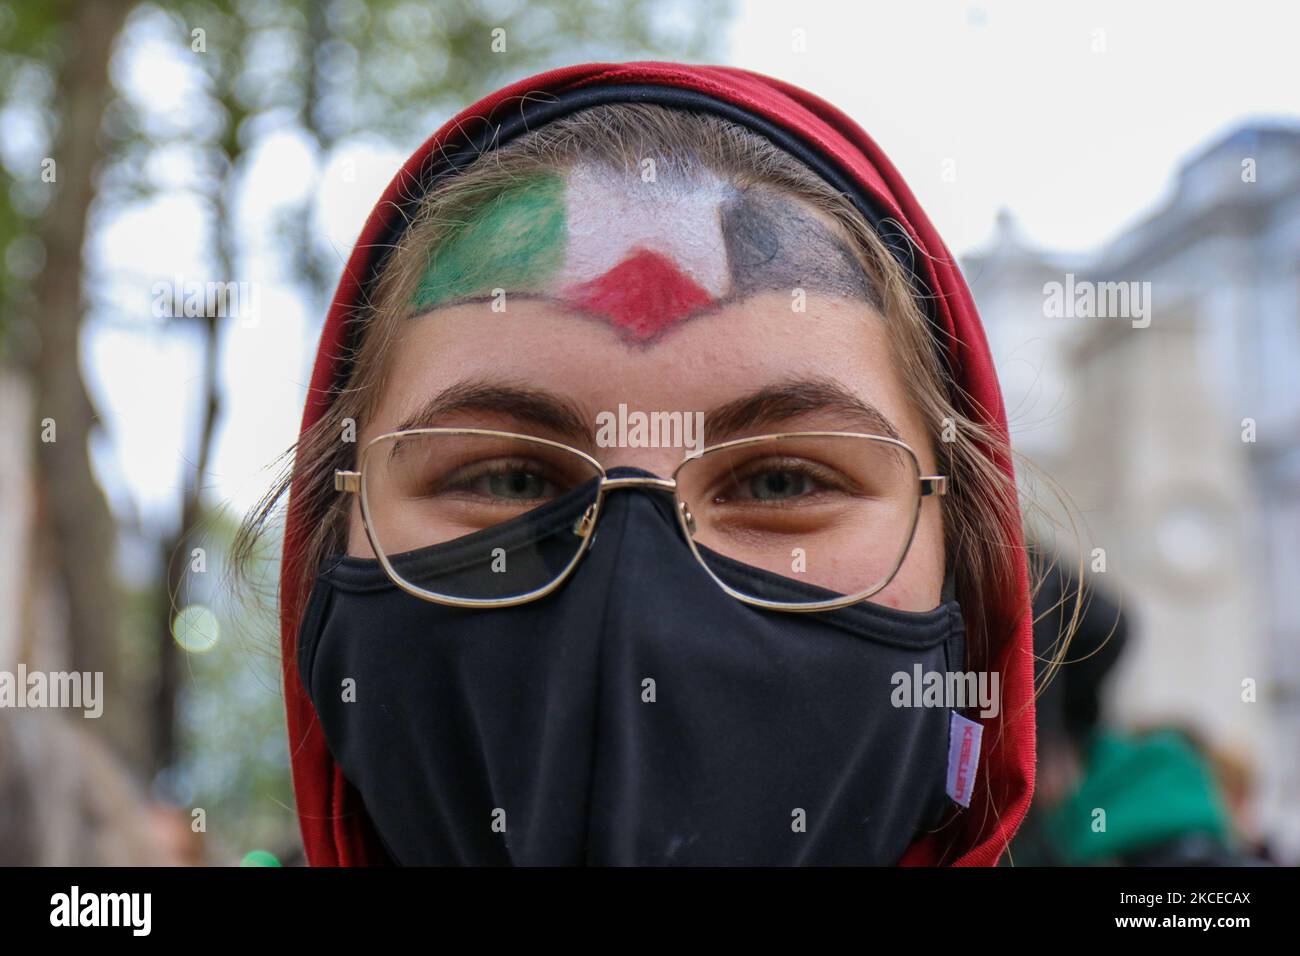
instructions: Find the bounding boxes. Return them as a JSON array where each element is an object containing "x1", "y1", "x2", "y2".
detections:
[{"x1": 919, "y1": 475, "x2": 948, "y2": 497}]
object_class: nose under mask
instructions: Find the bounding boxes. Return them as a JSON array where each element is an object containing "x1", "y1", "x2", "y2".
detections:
[{"x1": 297, "y1": 466, "x2": 968, "y2": 865}]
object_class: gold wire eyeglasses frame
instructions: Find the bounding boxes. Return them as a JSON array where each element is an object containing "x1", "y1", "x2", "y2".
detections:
[{"x1": 334, "y1": 427, "x2": 948, "y2": 613}]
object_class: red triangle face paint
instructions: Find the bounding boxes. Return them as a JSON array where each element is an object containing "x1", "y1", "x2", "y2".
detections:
[{"x1": 559, "y1": 247, "x2": 715, "y2": 342}]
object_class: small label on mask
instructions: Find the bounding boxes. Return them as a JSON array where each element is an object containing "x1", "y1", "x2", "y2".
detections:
[{"x1": 946, "y1": 712, "x2": 983, "y2": 808}]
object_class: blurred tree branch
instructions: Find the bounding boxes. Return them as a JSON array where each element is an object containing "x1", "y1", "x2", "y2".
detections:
[{"x1": 26, "y1": 0, "x2": 135, "y2": 750}]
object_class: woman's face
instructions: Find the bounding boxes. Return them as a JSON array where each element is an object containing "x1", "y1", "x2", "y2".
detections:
[{"x1": 347, "y1": 164, "x2": 946, "y2": 611}]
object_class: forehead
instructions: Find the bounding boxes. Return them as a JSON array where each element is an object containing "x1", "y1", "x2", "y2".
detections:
[{"x1": 410, "y1": 160, "x2": 874, "y2": 344}]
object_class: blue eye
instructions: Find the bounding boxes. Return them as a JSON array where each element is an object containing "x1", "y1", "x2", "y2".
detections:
[
  {"x1": 709, "y1": 456, "x2": 847, "y2": 507},
  {"x1": 744, "y1": 469, "x2": 816, "y2": 501},
  {"x1": 482, "y1": 468, "x2": 553, "y2": 500},
  {"x1": 434, "y1": 460, "x2": 563, "y2": 502}
]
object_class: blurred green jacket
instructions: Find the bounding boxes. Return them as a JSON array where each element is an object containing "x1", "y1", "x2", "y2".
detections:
[{"x1": 1047, "y1": 728, "x2": 1232, "y2": 865}]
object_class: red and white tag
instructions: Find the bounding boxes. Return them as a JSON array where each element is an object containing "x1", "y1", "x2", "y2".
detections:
[{"x1": 946, "y1": 711, "x2": 983, "y2": 808}]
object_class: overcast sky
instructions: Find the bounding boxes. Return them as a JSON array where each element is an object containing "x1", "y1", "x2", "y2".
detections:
[{"x1": 728, "y1": 0, "x2": 1300, "y2": 255}]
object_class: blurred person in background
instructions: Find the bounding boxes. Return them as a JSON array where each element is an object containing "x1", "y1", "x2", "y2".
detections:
[{"x1": 1013, "y1": 542, "x2": 1271, "y2": 866}]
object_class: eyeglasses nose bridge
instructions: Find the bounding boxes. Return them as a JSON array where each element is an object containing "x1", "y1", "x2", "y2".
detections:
[
  {"x1": 571, "y1": 475, "x2": 680, "y2": 539},
  {"x1": 598, "y1": 475, "x2": 678, "y2": 494}
]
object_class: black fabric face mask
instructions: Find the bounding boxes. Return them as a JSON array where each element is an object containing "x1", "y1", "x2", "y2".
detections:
[{"x1": 297, "y1": 467, "x2": 967, "y2": 865}]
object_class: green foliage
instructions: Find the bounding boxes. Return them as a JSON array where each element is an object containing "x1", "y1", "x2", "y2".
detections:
[{"x1": 0, "y1": 1, "x2": 67, "y2": 361}]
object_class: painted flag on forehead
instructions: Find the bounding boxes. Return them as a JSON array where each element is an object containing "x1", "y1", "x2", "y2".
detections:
[
  {"x1": 281, "y1": 61, "x2": 1034, "y2": 867},
  {"x1": 408, "y1": 161, "x2": 874, "y2": 344}
]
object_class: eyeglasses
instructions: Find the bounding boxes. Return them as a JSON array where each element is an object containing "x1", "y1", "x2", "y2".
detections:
[{"x1": 334, "y1": 428, "x2": 947, "y2": 612}]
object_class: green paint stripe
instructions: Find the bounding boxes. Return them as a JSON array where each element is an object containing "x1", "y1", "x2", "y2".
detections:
[{"x1": 411, "y1": 171, "x2": 567, "y2": 310}]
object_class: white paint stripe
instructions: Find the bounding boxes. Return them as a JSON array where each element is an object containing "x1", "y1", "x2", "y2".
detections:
[{"x1": 556, "y1": 163, "x2": 732, "y2": 298}]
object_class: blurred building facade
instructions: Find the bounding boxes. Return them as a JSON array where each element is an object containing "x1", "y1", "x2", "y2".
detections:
[{"x1": 964, "y1": 123, "x2": 1300, "y2": 859}]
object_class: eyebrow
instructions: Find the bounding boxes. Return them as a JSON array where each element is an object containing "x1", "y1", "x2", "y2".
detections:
[
  {"x1": 701, "y1": 378, "x2": 901, "y2": 444},
  {"x1": 391, "y1": 376, "x2": 900, "y2": 451},
  {"x1": 392, "y1": 379, "x2": 593, "y2": 446}
]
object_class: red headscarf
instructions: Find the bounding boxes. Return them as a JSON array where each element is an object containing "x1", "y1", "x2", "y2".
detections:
[{"x1": 280, "y1": 61, "x2": 1035, "y2": 866}]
